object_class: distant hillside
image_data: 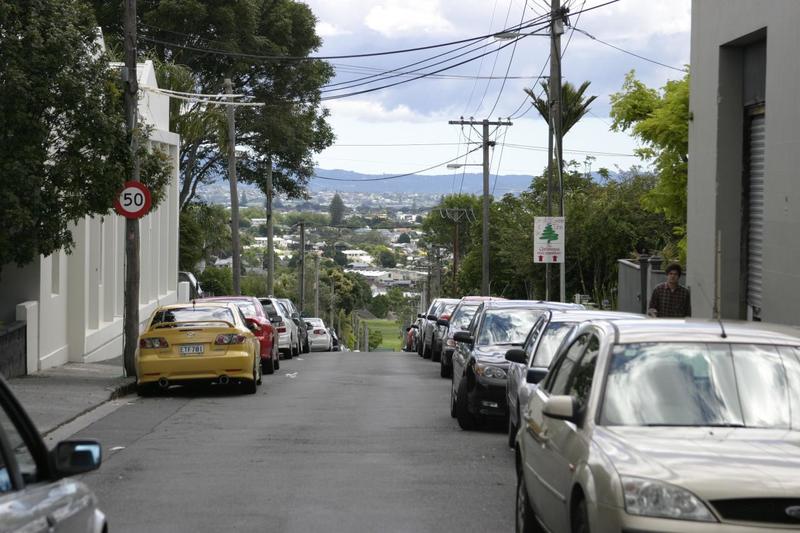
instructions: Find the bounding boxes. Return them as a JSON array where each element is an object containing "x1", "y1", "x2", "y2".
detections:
[{"x1": 310, "y1": 169, "x2": 536, "y2": 194}]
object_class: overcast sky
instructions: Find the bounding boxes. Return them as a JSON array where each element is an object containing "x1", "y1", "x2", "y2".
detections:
[{"x1": 304, "y1": 0, "x2": 691, "y2": 180}]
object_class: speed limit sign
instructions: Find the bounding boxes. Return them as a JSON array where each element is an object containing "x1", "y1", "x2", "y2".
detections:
[{"x1": 114, "y1": 181, "x2": 152, "y2": 219}]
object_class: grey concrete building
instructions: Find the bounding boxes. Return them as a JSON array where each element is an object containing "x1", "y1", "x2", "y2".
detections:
[{"x1": 687, "y1": 0, "x2": 800, "y2": 324}]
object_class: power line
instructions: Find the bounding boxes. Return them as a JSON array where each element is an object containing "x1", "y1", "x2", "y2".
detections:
[
  {"x1": 312, "y1": 146, "x2": 482, "y2": 182},
  {"x1": 573, "y1": 27, "x2": 688, "y2": 72},
  {"x1": 486, "y1": 0, "x2": 530, "y2": 117},
  {"x1": 138, "y1": 15, "x2": 551, "y2": 62}
]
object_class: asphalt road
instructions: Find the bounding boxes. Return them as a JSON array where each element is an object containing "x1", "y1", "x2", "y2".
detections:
[{"x1": 74, "y1": 350, "x2": 516, "y2": 532}]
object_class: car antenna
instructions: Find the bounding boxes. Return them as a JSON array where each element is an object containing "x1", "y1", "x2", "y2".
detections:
[{"x1": 695, "y1": 282, "x2": 726, "y2": 338}]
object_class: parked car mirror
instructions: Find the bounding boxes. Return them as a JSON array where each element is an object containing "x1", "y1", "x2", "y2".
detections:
[
  {"x1": 245, "y1": 318, "x2": 261, "y2": 333},
  {"x1": 427, "y1": 314, "x2": 437, "y2": 321},
  {"x1": 542, "y1": 396, "x2": 577, "y2": 422},
  {"x1": 411, "y1": 324, "x2": 419, "y2": 329},
  {"x1": 436, "y1": 318, "x2": 450, "y2": 327},
  {"x1": 505, "y1": 348, "x2": 527, "y2": 364},
  {"x1": 526, "y1": 367, "x2": 548, "y2": 385},
  {"x1": 453, "y1": 331, "x2": 473, "y2": 344},
  {"x1": 291, "y1": 312, "x2": 300, "y2": 319},
  {"x1": 53, "y1": 440, "x2": 102, "y2": 476},
  {"x1": 417, "y1": 313, "x2": 424, "y2": 318}
]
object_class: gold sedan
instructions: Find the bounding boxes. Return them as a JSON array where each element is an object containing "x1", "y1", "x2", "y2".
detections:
[{"x1": 136, "y1": 302, "x2": 262, "y2": 395}]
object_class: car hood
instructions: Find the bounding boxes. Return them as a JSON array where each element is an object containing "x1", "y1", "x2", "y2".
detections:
[
  {"x1": 594, "y1": 425, "x2": 800, "y2": 499},
  {"x1": 472, "y1": 345, "x2": 515, "y2": 364}
]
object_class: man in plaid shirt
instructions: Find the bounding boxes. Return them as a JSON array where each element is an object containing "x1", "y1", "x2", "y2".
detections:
[{"x1": 647, "y1": 263, "x2": 691, "y2": 318}]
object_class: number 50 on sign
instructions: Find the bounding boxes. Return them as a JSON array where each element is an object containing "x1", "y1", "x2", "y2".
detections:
[{"x1": 114, "y1": 181, "x2": 152, "y2": 219}]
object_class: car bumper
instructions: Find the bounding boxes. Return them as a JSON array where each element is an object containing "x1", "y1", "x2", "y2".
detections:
[
  {"x1": 309, "y1": 337, "x2": 330, "y2": 351},
  {"x1": 468, "y1": 379, "x2": 508, "y2": 418},
  {"x1": 137, "y1": 351, "x2": 255, "y2": 384},
  {"x1": 596, "y1": 503, "x2": 787, "y2": 532},
  {"x1": 278, "y1": 332, "x2": 292, "y2": 348}
]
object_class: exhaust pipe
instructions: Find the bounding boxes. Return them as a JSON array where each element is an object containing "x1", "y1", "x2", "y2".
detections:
[
  {"x1": 158, "y1": 377, "x2": 169, "y2": 389},
  {"x1": 218, "y1": 375, "x2": 229, "y2": 385}
]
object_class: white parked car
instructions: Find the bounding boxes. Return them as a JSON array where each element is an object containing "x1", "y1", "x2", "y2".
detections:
[
  {"x1": 259, "y1": 297, "x2": 300, "y2": 358},
  {"x1": 0, "y1": 376, "x2": 106, "y2": 532},
  {"x1": 306, "y1": 318, "x2": 332, "y2": 352},
  {"x1": 515, "y1": 319, "x2": 800, "y2": 533}
]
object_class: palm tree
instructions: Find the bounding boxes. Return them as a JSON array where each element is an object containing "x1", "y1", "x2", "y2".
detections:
[{"x1": 524, "y1": 80, "x2": 597, "y2": 135}]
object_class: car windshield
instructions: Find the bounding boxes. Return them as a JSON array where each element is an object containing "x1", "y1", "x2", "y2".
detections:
[
  {"x1": 601, "y1": 343, "x2": 800, "y2": 428},
  {"x1": 531, "y1": 322, "x2": 575, "y2": 368},
  {"x1": 233, "y1": 302, "x2": 258, "y2": 318},
  {"x1": 451, "y1": 305, "x2": 478, "y2": 331},
  {"x1": 151, "y1": 307, "x2": 235, "y2": 327},
  {"x1": 477, "y1": 308, "x2": 543, "y2": 346}
]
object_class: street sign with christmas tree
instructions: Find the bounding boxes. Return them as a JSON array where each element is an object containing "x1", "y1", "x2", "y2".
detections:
[{"x1": 533, "y1": 217, "x2": 564, "y2": 263}]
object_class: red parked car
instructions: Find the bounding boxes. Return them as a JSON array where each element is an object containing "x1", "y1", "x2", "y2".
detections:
[{"x1": 197, "y1": 296, "x2": 279, "y2": 374}]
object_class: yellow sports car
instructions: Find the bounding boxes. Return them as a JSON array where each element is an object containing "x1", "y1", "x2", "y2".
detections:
[{"x1": 136, "y1": 302, "x2": 262, "y2": 395}]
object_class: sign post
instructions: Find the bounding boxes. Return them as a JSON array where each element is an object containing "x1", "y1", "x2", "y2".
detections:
[
  {"x1": 534, "y1": 216, "x2": 565, "y2": 264},
  {"x1": 114, "y1": 181, "x2": 152, "y2": 219}
]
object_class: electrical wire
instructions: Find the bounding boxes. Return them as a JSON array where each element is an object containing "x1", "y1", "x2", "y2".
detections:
[
  {"x1": 312, "y1": 146, "x2": 482, "y2": 182},
  {"x1": 138, "y1": 15, "x2": 551, "y2": 62},
  {"x1": 473, "y1": 0, "x2": 517, "y2": 115},
  {"x1": 573, "y1": 27, "x2": 688, "y2": 72},
  {"x1": 486, "y1": 0, "x2": 530, "y2": 118}
]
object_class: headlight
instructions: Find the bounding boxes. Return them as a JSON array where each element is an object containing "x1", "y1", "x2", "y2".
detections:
[
  {"x1": 475, "y1": 363, "x2": 507, "y2": 379},
  {"x1": 621, "y1": 476, "x2": 716, "y2": 522}
]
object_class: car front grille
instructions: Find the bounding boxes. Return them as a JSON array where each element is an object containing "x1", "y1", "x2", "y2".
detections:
[{"x1": 710, "y1": 498, "x2": 800, "y2": 525}]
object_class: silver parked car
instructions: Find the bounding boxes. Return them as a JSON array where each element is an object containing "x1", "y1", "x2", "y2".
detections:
[
  {"x1": 505, "y1": 309, "x2": 643, "y2": 448},
  {"x1": 306, "y1": 317, "x2": 332, "y2": 351},
  {"x1": 0, "y1": 376, "x2": 106, "y2": 532},
  {"x1": 515, "y1": 319, "x2": 800, "y2": 533}
]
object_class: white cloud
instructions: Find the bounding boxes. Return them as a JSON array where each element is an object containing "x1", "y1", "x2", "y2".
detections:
[
  {"x1": 325, "y1": 99, "x2": 431, "y2": 122},
  {"x1": 364, "y1": 0, "x2": 454, "y2": 37},
  {"x1": 316, "y1": 21, "x2": 351, "y2": 37}
]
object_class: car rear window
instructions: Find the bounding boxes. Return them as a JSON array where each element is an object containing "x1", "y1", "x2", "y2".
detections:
[{"x1": 151, "y1": 307, "x2": 235, "y2": 327}]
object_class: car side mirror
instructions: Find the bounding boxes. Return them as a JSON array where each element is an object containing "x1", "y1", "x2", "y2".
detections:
[
  {"x1": 245, "y1": 318, "x2": 260, "y2": 333},
  {"x1": 53, "y1": 440, "x2": 102, "y2": 476},
  {"x1": 427, "y1": 314, "x2": 437, "y2": 321},
  {"x1": 417, "y1": 313, "x2": 424, "y2": 318},
  {"x1": 411, "y1": 324, "x2": 418, "y2": 329},
  {"x1": 505, "y1": 348, "x2": 527, "y2": 364},
  {"x1": 542, "y1": 396, "x2": 577, "y2": 423},
  {"x1": 436, "y1": 319, "x2": 450, "y2": 327},
  {"x1": 453, "y1": 331, "x2": 473, "y2": 345},
  {"x1": 526, "y1": 367, "x2": 548, "y2": 385},
  {"x1": 291, "y1": 312, "x2": 300, "y2": 319}
]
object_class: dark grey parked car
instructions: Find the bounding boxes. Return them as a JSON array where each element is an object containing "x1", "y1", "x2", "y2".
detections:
[
  {"x1": 450, "y1": 300, "x2": 583, "y2": 430},
  {"x1": 504, "y1": 309, "x2": 643, "y2": 448}
]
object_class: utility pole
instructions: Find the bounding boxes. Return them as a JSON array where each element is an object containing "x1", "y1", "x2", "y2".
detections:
[
  {"x1": 330, "y1": 277, "x2": 335, "y2": 330},
  {"x1": 122, "y1": 0, "x2": 139, "y2": 377},
  {"x1": 314, "y1": 254, "x2": 320, "y2": 317},
  {"x1": 298, "y1": 222, "x2": 305, "y2": 312},
  {"x1": 365, "y1": 324, "x2": 370, "y2": 353},
  {"x1": 448, "y1": 118, "x2": 512, "y2": 295},
  {"x1": 265, "y1": 158, "x2": 274, "y2": 295},
  {"x1": 550, "y1": 0, "x2": 566, "y2": 302},
  {"x1": 225, "y1": 78, "x2": 241, "y2": 295}
]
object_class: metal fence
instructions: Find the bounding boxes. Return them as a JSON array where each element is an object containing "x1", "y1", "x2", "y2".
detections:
[
  {"x1": 0, "y1": 322, "x2": 26, "y2": 379},
  {"x1": 617, "y1": 257, "x2": 676, "y2": 314}
]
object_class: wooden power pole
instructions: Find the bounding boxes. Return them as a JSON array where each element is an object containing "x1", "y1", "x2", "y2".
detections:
[{"x1": 122, "y1": 0, "x2": 140, "y2": 377}]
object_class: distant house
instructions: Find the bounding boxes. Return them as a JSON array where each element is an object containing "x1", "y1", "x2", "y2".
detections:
[{"x1": 342, "y1": 249, "x2": 373, "y2": 264}]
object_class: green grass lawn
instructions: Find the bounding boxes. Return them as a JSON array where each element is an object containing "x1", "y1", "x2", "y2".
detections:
[{"x1": 363, "y1": 319, "x2": 404, "y2": 352}]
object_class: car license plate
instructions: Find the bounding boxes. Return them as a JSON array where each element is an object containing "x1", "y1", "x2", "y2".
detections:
[{"x1": 180, "y1": 344, "x2": 204, "y2": 355}]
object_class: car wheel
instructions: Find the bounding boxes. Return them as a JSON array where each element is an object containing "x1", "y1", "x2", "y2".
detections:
[
  {"x1": 243, "y1": 364, "x2": 258, "y2": 394},
  {"x1": 304, "y1": 340, "x2": 310, "y2": 353},
  {"x1": 422, "y1": 340, "x2": 431, "y2": 359},
  {"x1": 273, "y1": 353, "x2": 280, "y2": 371},
  {"x1": 516, "y1": 464, "x2": 542, "y2": 533},
  {"x1": 417, "y1": 337, "x2": 424, "y2": 356},
  {"x1": 571, "y1": 497, "x2": 590, "y2": 533},
  {"x1": 440, "y1": 358, "x2": 449, "y2": 378},
  {"x1": 456, "y1": 378, "x2": 475, "y2": 430},
  {"x1": 257, "y1": 360, "x2": 262, "y2": 385},
  {"x1": 508, "y1": 410, "x2": 518, "y2": 449},
  {"x1": 262, "y1": 357, "x2": 275, "y2": 375}
]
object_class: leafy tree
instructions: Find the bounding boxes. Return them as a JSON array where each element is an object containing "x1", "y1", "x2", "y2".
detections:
[
  {"x1": 526, "y1": 80, "x2": 598, "y2": 135},
  {"x1": 179, "y1": 204, "x2": 231, "y2": 271},
  {"x1": 368, "y1": 329, "x2": 383, "y2": 351},
  {"x1": 329, "y1": 193, "x2": 346, "y2": 225},
  {"x1": 378, "y1": 250, "x2": 397, "y2": 268},
  {"x1": 198, "y1": 266, "x2": 233, "y2": 296},
  {"x1": 397, "y1": 232, "x2": 411, "y2": 244},
  {"x1": 93, "y1": 0, "x2": 335, "y2": 209},
  {"x1": 368, "y1": 295, "x2": 389, "y2": 319},
  {"x1": 610, "y1": 71, "x2": 690, "y2": 229},
  {"x1": 0, "y1": 0, "x2": 170, "y2": 271}
]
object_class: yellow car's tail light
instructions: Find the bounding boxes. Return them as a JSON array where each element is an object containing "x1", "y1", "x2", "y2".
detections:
[
  {"x1": 139, "y1": 337, "x2": 169, "y2": 349},
  {"x1": 214, "y1": 334, "x2": 247, "y2": 345}
]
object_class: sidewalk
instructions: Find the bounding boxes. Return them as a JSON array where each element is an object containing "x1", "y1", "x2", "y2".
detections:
[{"x1": 6, "y1": 356, "x2": 135, "y2": 436}]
